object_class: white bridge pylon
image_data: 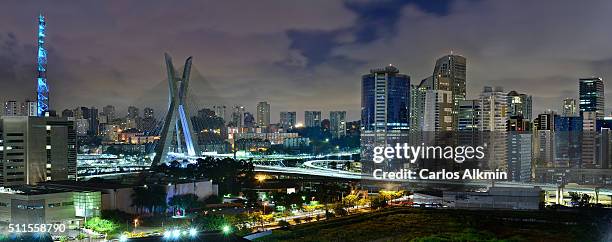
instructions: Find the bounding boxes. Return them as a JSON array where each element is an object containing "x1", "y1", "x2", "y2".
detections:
[{"x1": 153, "y1": 53, "x2": 200, "y2": 165}]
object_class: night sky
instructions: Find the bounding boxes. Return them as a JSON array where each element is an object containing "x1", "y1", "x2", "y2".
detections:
[{"x1": 2, "y1": 0, "x2": 612, "y2": 122}]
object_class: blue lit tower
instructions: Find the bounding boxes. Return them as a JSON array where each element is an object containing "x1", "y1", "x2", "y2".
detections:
[{"x1": 36, "y1": 14, "x2": 49, "y2": 116}]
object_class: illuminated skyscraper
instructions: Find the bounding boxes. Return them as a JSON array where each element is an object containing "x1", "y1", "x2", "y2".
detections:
[
  {"x1": 144, "y1": 107, "x2": 154, "y2": 119},
  {"x1": 361, "y1": 65, "x2": 410, "y2": 132},
  {"x1": 329, "y1": 111, "x2": 346, "y2": 137},
  {"x1": 478, "y1": 86, "x2": 508, "y2": 170},
  {"x1": 562, "y1": 98, "x2": 578, "y2": 117},
  {"x1": 21, "y1": 100, "x2": 37, "y2": 117},
  {"x1": 102, "y1": 105, "x2": 116, "y2": 121},
  {"x1": 256, "y1": 101, "x2": 270, "y2": 127},
  {"x1": 127, "y1": 106, "x2": 140, "y2": 119},
  {"x1": 4, "y1": 101, "x2": 19, "y2": 116},
  {"x1": 506, "y1": 91, "x2": 532, "y2": 120},
  {"x1": 280, "y1": 111, "x2": 296, "y2": 129},
  {"x1": 305, "y1": 111, "x2": 322, "y2": 127},
  {"x1": 579, "y1": 77, "x2": 604, "y2": 118},
  {"x1": 231, "y1": 106, "x2": 245, "y2": 128},
  {"x1": 433, "y1": 54, "x2": 466, "y2": 130},
  {"x1": 244, "y1": 112, "x2": 255, "y2": 128},
  {"x1": 361, "y1": 65, "x2": 410, "y2": 164},
  {"x1": 36, "y1": 14, "x2": 49, "y2": 117}
]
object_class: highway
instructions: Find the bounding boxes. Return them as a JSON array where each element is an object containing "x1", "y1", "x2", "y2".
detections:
[{"x1": 255, "y1": 160, "x2": 612, "y2": 196}]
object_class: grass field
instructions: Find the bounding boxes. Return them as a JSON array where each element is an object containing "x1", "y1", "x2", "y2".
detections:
[{"x1": 256, "y1": 207, "x2": 610, "y2": 242}]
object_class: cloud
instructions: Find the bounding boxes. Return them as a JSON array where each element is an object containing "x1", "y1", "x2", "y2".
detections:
[
  {"x1": 2, "y1": 0, "x2": 612, "y2": 122},
  {"x1": 337, "y1": 0, "x2": 612, "y2": 116}
]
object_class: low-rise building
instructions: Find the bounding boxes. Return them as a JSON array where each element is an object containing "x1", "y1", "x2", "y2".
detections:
[
  {"x1": 44, "y1": 179, "x2": 218, "y2": 214},
  {"x1": 0, "y1": 186, "x2": 101, "y2": 228}
]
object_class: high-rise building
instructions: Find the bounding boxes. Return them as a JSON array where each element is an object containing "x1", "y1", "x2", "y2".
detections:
[
  {"x1": 582, "y1": 111, "x2": 597, "y2": 168},
  {"x1": 361, "y1": 65, "x2": 410, "y2": 132},
  {"x1": 304, "y1": 111, "x2": 322, "y2": 127},
  {"x1": 144, "y1": 107, "x2": 154, "y2": 119},
  {"x1": 433, "y1": 54, "x2": 467, "y2": 101},
  {"x1": 458, "y1": 100, "x2": 479, "y2": 130},
  {"x1": 244, "y1": 112, "x2": 255, "y2": 128},
  {"x1": 231, "y1": 106, "x2": 245, "y2": 128},
  {"x1": 36, "y1": 15, "x2": 49, "y2": 117},
  {"x1": 433, "y1": 54, "x2": 467, "y2": 129},
  {"x1": 422, "y1": 89, "x2": 453, "y2": 131},
  {"x1": 88, "y1": 107, "x2": 99, "y2": 136},
  {"x1": 507, "y1": 116, "x2": 531, "y2": 131},
  {"x1": 329, "y1": 111, "x2": 346, "y2": 137},
  {"x1": 256, "y1": 101, "x2": 270, "y2": 128},
  {"x1": 554, "y1": 115, "x2": 582, "y2": 168},
  {"x1": 478, "y1": 86, "x2": 508, "y2": 170},
  {"x1": 4, "y1": 101, "x2": 19, "y2": 116},
  {"x1": 506, "y1": 91, "x2": 532, "y2": 120},
  {"x1": 21, "y1": 100, "x2": 37, "y2": 117},
  {"x1": 127, "y1": 106, "x2": 140, "y2": 119},
  {"x1": 534, "y1": 112, "x2": 557, "y2": 166},
  {"x1": 361, "y1": 65, "x2": 410, "y2": 163},
  {"x1": 213, "y1": 105, "x2": 227, "y2": 123},
  {"x1": 507, "y1": 130, "x2": 532, "y2": 182},
  {"x1": 579, "y1": 77, "x2": 604, "y2": 118},
  {"x1": 479, "y1": 87, "x2": 508, "y2": 132},
  {"x1": 412, "y1": 76, "x2": 454, "y2": 132},
  {"x1": 562, "y1": 98, "x2": 578, "y2": 117},
  {"x1": 73, "y1": 107, "x2": 88, "y2": 119},
  {"x1": 61, "y1": 109, "x2": 74, "y2": 118},
  {"x1": 0, "y1": 116, "x2": 77, "y2": 186},
  {"x1": 102, "y1": 105, "x2": 116, "y2": 121},
  {"x1": 280, "y1": 111, "x2": 296, "y2": 129},
  {"x1": 409, "y1": 77, "x2": 432, "y2": 131},
  {"x1": 600, "y1": 128, "x2": 612, "y2": 169},
  {"x1": 142, "y1": 107, "x2": 156, "y2": 132},
  {"x1": 75, "y1": 119, "x2": 89, "y2": 136}
]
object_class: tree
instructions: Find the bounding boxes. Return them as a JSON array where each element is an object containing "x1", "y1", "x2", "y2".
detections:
[
  {"x1": 194, "y1": 214, "x2": 232, "y2": 232},
  {"x1": 168, "y1": 194, "x2": 200, "y2": 214},
  {"x1": 342, "y1": 194, "x2": 358, "y2": 210},
  {"x1": 131, "y1": 185, "x2": 167, "y2": 214},
  {"x1": 85, "y1": 217, "x2": 118, "y2": 234},
  {"x1": 357, "y1": 197, "x2": 371, "y2": 207},
  {"x1": 370, "y1": 196, "x2": 388, "y2": 210},
  {"x1": 333, "y1": 206, "x2": 348, "y2": 217},
  {"x1": 569, "y1": 192, "x2": 592, "y2": 207},
  {"x1": 271, "y1": 191, "x2": 303, "y2": 209},
  {"x1": 244, "y1": 190, "x2": 259, "y2": 206},
  {"x1": 204, "y1": 195, "x2": 222, "y2": 205}
]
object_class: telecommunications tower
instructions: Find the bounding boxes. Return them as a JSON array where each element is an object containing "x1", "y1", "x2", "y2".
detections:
[{"x1": 36, "y1": 14, "x2": 49, "y2": 116}]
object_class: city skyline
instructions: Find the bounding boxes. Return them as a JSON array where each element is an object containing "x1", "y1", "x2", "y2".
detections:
[{"x1": 3, "y1": 1, "x2": 612, "y2": 121}]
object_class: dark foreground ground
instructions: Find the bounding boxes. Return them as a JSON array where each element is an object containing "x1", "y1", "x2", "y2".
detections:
[{"x1": 257, "y1": 207, "x2": 612, "y2": 242}]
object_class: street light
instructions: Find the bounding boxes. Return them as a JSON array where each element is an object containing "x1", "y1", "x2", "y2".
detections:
[
  {"x1": 256, "y1": 174, "x2": 267, "y2": 183},
  {"x1": 119, "y1": 234, "x2": 128, "y2": 242},
  {"x1": 163, "y1": 230, "x2": 171, "y2": 239},
  {"x1": 133, "y1": 218, "x2": 138, "y2": 230},
  {"x1": 222, "y1": 225, "x2": 231, "y2": 234},
  {"x1": 171, "y1": 229, "x2": 180, "y2": 239},
  {"x1": 188, "y1": 228, "x2": 198, "y2": 237}
]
